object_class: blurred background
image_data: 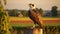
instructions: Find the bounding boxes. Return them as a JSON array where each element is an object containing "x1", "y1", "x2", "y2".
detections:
[{"x1": 0, "y1": 0, "x2": 60, "y2": 34}]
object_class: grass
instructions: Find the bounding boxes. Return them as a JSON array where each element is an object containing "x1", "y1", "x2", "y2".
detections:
[
  {"x1": 10, "y1": 22, "x2": 60, "y2": 28},
  {"x1": 10, "y1": 23, "x2": 34, "y2": 27}
]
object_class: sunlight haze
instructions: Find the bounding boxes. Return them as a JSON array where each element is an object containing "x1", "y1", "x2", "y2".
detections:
[{"x1": 4, "y1": 0, "x2": 60, "y2": 10}]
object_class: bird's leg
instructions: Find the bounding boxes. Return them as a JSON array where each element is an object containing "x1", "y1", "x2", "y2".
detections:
[
  {"x1": 33, "y1": 24, "x2": 35, "y2": 28},
  {"x1": 31, "y1": 24, "x2": 35, "y2": 29}
]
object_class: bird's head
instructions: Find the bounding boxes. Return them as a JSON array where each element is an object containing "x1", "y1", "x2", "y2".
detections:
[
  {"x1": 29, "y1": 3, "x2": 36, "y2": 10},
  {"x1": 29, "y1": 3, "x2": 34, "y2": 7}
]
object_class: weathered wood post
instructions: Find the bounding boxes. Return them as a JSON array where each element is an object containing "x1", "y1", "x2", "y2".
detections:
[
  {"x1": 38, "y1": 28, "x2": 43, "y2": 34},
  {"x1": 33, "y1": 28, "x2": 39, "y2": 34},
  {"x1": 33, "y1": 28, "x2": 43, "y2": 34}
]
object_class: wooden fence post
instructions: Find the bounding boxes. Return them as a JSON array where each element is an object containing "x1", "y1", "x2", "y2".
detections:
[{"x1": 33, "y1": 28, "x2": 43, "y2": 34}]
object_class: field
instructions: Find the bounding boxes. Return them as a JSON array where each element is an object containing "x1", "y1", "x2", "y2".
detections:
[
  {"x1": 9, "y1": 17, "x2": 60, "y2": 34},
  {"x1": 9, "y1": 17, "x2": 60, "y2": 27}
]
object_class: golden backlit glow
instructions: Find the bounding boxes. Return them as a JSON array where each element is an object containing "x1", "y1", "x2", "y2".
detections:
[{"x1": 4, "y1": 0, "x2": 60, "y2": 10}]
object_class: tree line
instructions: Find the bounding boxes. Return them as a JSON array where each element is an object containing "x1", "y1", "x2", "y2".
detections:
[{"x1": 7, "y1": 6, "x2": 59, "y2": 17}]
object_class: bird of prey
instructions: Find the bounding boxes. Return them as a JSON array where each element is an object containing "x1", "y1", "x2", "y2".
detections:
[{"x1": 28, "y1": 3, "x2": 43, "y2": 28}]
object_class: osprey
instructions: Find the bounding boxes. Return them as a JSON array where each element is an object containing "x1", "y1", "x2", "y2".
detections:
[{"x1": 28, "y1": 3, "x2": 43, "y2": 28}]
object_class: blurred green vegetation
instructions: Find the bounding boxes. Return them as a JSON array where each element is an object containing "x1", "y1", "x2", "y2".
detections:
[
  {"x1": 10, "y1": 23, "x2": 60, "y2": 34},
  {"x1": 0, "y1": 0, "x2": 10, "y2": 34}
]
